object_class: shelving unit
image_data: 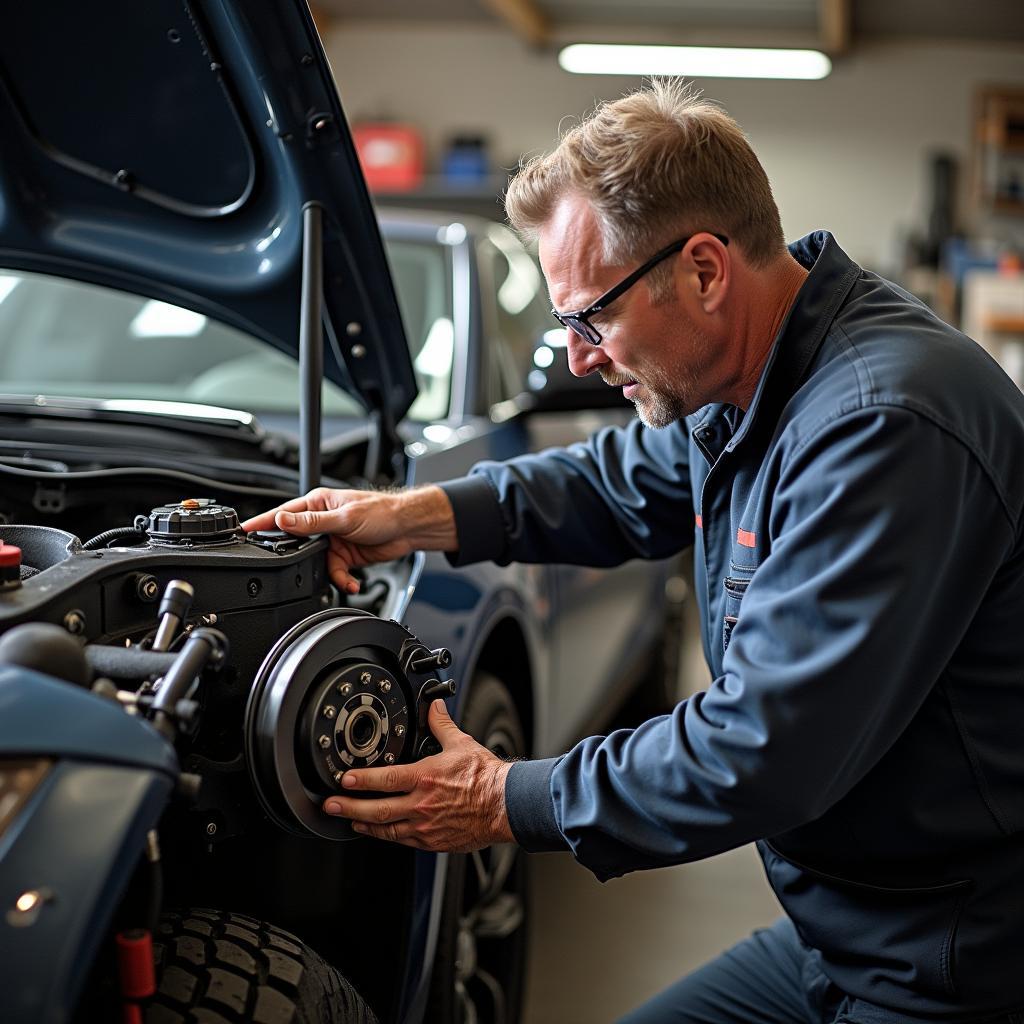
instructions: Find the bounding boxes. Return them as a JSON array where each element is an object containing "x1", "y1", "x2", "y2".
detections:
[
  {"x1": 370, "y1": 174, "x2": 512, "y2": 222},
  {"x1": 974, "y1": 86, "x2": 1024, "y2": 217}
]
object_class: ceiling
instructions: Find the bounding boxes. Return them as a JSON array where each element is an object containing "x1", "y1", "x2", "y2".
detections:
[{"x1": 313, "y1": 0, "x2": 1024, "y2": 50}]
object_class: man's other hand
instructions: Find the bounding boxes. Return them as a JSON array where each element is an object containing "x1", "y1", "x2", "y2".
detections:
[
  {"x1": 241, "y1": 485, "x2": 457, "y2": 593},
  {"x1": 322, "y1": 699, "x2": 515, "y2": 853}
]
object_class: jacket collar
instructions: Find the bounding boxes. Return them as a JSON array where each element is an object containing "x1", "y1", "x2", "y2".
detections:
[{"x1": 695, "y1": 230, "x2": 860, "y2": 453}]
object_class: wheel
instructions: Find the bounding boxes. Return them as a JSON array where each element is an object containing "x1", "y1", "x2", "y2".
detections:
[
  {"x1": 147, "y1": 908, "x2": 378, "y2": 1024},
  {"x1": 426, "y1": 673, "x2": 529, "y2": 1024}
]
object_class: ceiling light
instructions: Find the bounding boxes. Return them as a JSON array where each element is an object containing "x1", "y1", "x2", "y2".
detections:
[{"x1": 558, "y1": 44, "x2": 832, "y2": 81}]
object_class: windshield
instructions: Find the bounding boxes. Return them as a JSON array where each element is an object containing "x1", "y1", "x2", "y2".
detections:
[{"x1": 0, "y1": 236, "x2": 453, "y2": 423}]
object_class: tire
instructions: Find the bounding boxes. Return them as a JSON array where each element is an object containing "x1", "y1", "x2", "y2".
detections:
[
  {"x1": 426, "y1": 673, "x2": 529, "y2": 1024},
  {"x1": 147, "y1": 908, "x2": 377, "y2": 1024}
]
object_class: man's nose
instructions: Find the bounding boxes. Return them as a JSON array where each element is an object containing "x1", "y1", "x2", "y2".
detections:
[{"x1": 566, "y1": 331, "x2": 608, "y2": 377}]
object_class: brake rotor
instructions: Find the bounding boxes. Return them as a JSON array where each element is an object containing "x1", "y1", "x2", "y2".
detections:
[{"x1": 244, "y1": 608, "x2": 446, "y2": 840}]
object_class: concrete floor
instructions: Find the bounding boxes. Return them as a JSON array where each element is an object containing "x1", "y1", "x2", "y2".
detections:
[
  {"x1": 522, "y1": 844, "x2": 782, "y2": 1023},
  {"x1": 522, "y1": 582, "x2": 784, "y2": 1023}
]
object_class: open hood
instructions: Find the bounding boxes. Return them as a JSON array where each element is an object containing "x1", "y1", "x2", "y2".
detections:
[{"x1": 0, "y1": 0, "x2": 416, "y2": 428}]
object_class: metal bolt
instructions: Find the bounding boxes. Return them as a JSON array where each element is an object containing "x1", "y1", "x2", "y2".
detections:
[
  {"x1": 346, "y1": 321, "x2": 362, "y2": 336},
  {"x1": 206, "y1": 822, "x2": 217, "y2": 836},
  {"x1": 350, "y1": 344, "x2": 366, "y2": 359},
  {"x1": 63, "y1": 610, "x2": 85, "y2": 635},
  {"x1": 334, "y1": 771, "x2": 345, "y2": 785},
  {"x1": 360, "y1": 672, "x2": 371, "y2": 685},
  {"x1": 300, "y1": 52, "x2": 314, "y2": 66},
  {"x1": 384, "y1": 753, "x2": 396, "y2": 765},
  {"x1": 378, "y1": 679, "x2": 391, "y2": 693},
  {"x1": 338, "y1": 683, "x2": 353, "y2": 697},
  {"x1": 323, "y1": 705, "x2": 337, "y2": 720},
  {"x1": 318, "y1": 735, "x2": 331, "y2": 749},
  {"x1": 395, "y1": 724, "x2": 406, "y2": 738},
  {"x1": 136, "y1": 575, "x2": 159, "y2": 602},
  {"x1": 247, "y1": 578, "x2": 261, "y2": 598}
]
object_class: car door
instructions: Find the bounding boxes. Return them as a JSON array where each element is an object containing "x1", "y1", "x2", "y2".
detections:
[{"x1": 476, "y1": 225, "x2": 663, "y2": 748}]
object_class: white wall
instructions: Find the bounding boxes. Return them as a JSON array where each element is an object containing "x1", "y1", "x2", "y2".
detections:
[{"x1": 325, "y1": 22, "x2": 1024, "y2": 273}]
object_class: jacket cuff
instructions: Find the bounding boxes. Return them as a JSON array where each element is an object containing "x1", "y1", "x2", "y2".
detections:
[
  {"x1": 505, "y1": 758, "x2": 567, "y2": 852},
  {"x1": 439, "y1": 475, "x2": 508, "y2": 566}
]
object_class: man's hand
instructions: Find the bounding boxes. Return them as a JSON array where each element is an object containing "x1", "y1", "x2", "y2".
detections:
[
  {"x1": 241, "y1": 485, "x2": 457, "y2": 593},
  {"x1": 322, "y1": 699, "x2": 515, "y2": 853}
]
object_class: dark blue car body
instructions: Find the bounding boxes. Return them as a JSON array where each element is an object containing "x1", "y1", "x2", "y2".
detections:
[{"x1": 0, "y1": 4, "x2": 676, "y2": 1022}]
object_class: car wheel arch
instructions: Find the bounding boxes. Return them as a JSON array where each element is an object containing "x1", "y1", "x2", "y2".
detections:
[{"x1": 461, "y1": 613, "x2": 535, "y2": 758}]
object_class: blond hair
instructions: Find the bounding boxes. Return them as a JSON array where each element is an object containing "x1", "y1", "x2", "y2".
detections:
[{"x1": 505, "y1": 80, "x2": 785, "y2": 298}]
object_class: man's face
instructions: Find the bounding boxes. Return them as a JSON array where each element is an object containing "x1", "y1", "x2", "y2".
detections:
[{"x1": 538, "y1": 196, "x2": 717, "y2": 428}]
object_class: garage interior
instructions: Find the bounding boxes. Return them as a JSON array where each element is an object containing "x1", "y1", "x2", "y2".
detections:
[
  {"x1": 1, "y1": 1, "x2": 1023, "y2": 1022},
  {"x1": 297, "y1": 1, "x2": 1024, "y2": 1021}
]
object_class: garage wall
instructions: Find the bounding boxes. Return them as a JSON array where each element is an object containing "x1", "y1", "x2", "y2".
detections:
[{"x1": 324, "y1": 23, "x2": 1024, "y2": 273}]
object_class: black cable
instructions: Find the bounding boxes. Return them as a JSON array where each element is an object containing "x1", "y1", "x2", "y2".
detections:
[{"x1": 82, "y1": 526, "x2": 147, "y2": 550}]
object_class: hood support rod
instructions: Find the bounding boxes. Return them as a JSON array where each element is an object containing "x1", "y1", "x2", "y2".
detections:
[{"x1": 299, "y1": 202, "x2": 323, "y2": 497}]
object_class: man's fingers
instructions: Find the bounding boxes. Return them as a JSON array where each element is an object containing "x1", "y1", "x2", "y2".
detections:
[
  {"x1": 352, "y1": 821, "x2": 428, "y2": 849},
  {"x1": 324, "y1": 793, "x2": 415, "y2": 823},
  {"x1": 428, "y1": 698, "x2": 463, "y2": 750},
  {"x1": 337, "y1": 763, "x2": 414, "y2": 793},
  {"x1": 240, "y1": 494, "x2": 315, "y2": 532}
]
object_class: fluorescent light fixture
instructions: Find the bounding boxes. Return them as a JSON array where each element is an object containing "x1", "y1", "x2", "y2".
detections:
[{"x1": 559, "y1": 44, "x2": 831, "y2": 80}]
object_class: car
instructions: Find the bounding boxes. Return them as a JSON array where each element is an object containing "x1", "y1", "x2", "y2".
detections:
[{"x1": 0, "y1": 4, "x2": 683, "y2": 1023}]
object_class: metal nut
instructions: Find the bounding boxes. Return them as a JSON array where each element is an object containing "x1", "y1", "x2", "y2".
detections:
[
  {"x1": 339, "y1": 683, "x2": 353, "y2": 697},
  {"x1": 360, "y1": 672, "x2": 371, "y2": 685},
  {"x1": 334, "y1": 771, "x2": 345, "y2": 785},
  {"x1": 63, "y1": 610, "x2": 85, "y2": 635},
  {"x1": 323, "y1": 705, "x2": 337, "y2": 720},
  {"x1": 318, "y1": 735, "x2": 331, "y2": 749},
  {"x1": 384, "y1": 753, "x2": 396, "y2": 764},
  {"x1": 378, "y1": 679, "x2": 391, "y2": 693},
  {"x1": 395, "y1": 724, "x2": 406, "y2": 738}
]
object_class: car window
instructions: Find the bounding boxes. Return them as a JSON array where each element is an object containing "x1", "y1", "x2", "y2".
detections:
[
  {"x1": 479, "y1": 225, "x2": 551, "y2": 396},
  {"x1": 0, "y1": 236, "x2": 453, "y2": 421},
  {"x1": 383, "y1": 237, "x2": 454, "y2": 422}
]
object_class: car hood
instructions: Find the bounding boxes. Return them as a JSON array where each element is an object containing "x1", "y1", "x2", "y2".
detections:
[{"x1": 0, "y1": 0, "x2": 415, "y2": 425}]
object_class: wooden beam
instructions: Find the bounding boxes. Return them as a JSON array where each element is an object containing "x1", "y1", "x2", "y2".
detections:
[
  {"x1": 818, "y1": 0, "x2": 850, "y2": 55},
  {"x1": 479, "y1": 0, "x2": 551, "y2": 48},
  {"x1": 308, "y1": 2, "x2": 333, "y2": 41}
]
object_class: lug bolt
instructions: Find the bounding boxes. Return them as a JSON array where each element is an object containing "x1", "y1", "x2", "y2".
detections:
[
  {"x1": 318, "y1": 735, "x2": 331, "y2": 749},
  {"x1": 338, "y1": 683, "x2": 353, "y2": 697},
  {"x1": 378, "y1": 679, "x2": 391, "y2": 693},
  {"x1": 384, "y1": 753, "x2": 396, "y2": 764},
  {"x1": 63, "y1": 610, "x2": 85, "y2": 635},
  {"x1": 395, "y1": 724, "x2": 406, "y2": 738},
  {"x1": 360, "y1": 672, "x2": 371, "y2": 685},
  {"x1": 323, "y1": 705, "x2": 337, "y2": 720}
]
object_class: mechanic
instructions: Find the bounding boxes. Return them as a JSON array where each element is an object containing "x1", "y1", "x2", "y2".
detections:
[{"x1": 243, "y1": 81, "x2": 1024, "y2": 1023}]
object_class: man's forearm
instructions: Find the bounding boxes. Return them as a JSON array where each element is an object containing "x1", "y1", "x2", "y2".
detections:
[{"x1": 397, "y1": 485, "x2": 459, "y2": 553}]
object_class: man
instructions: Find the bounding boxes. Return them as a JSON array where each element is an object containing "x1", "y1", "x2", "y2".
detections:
[{"x1": 243, "y1": 81, "x2": 1024, "y2": 1022}]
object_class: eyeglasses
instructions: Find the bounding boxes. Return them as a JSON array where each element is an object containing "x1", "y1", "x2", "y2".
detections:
[{"x1": 550, "y1": 232, "x2": 729, "y2": 346}]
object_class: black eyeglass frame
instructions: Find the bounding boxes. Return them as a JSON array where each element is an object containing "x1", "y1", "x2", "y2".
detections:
[{"x1": 550, "y1": 232, "x2": 729, "y2": 346}]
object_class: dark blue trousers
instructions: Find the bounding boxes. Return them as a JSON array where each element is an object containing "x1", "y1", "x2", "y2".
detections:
[{"x1": 615, "y1": 918, "x2": 1024, "y2": 1024}]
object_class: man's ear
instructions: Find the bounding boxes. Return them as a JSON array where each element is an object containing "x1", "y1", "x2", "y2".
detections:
[{"x1": 686, "y1": 234, "x2": 729, "y2": 314}]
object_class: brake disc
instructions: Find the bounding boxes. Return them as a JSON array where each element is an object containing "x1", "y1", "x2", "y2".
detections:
[{"x1": 244, "y1": 608, "x2": 451, "y2": 840}]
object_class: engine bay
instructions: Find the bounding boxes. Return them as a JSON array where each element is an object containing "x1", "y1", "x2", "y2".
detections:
[{"x1": 0, "y1": 497, "x2": 453, "y2": 844}]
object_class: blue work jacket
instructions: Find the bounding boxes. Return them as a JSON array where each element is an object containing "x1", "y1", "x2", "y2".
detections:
[{"x1": 441, "y1": 232, "x2": 1024, "y2": 1016}]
